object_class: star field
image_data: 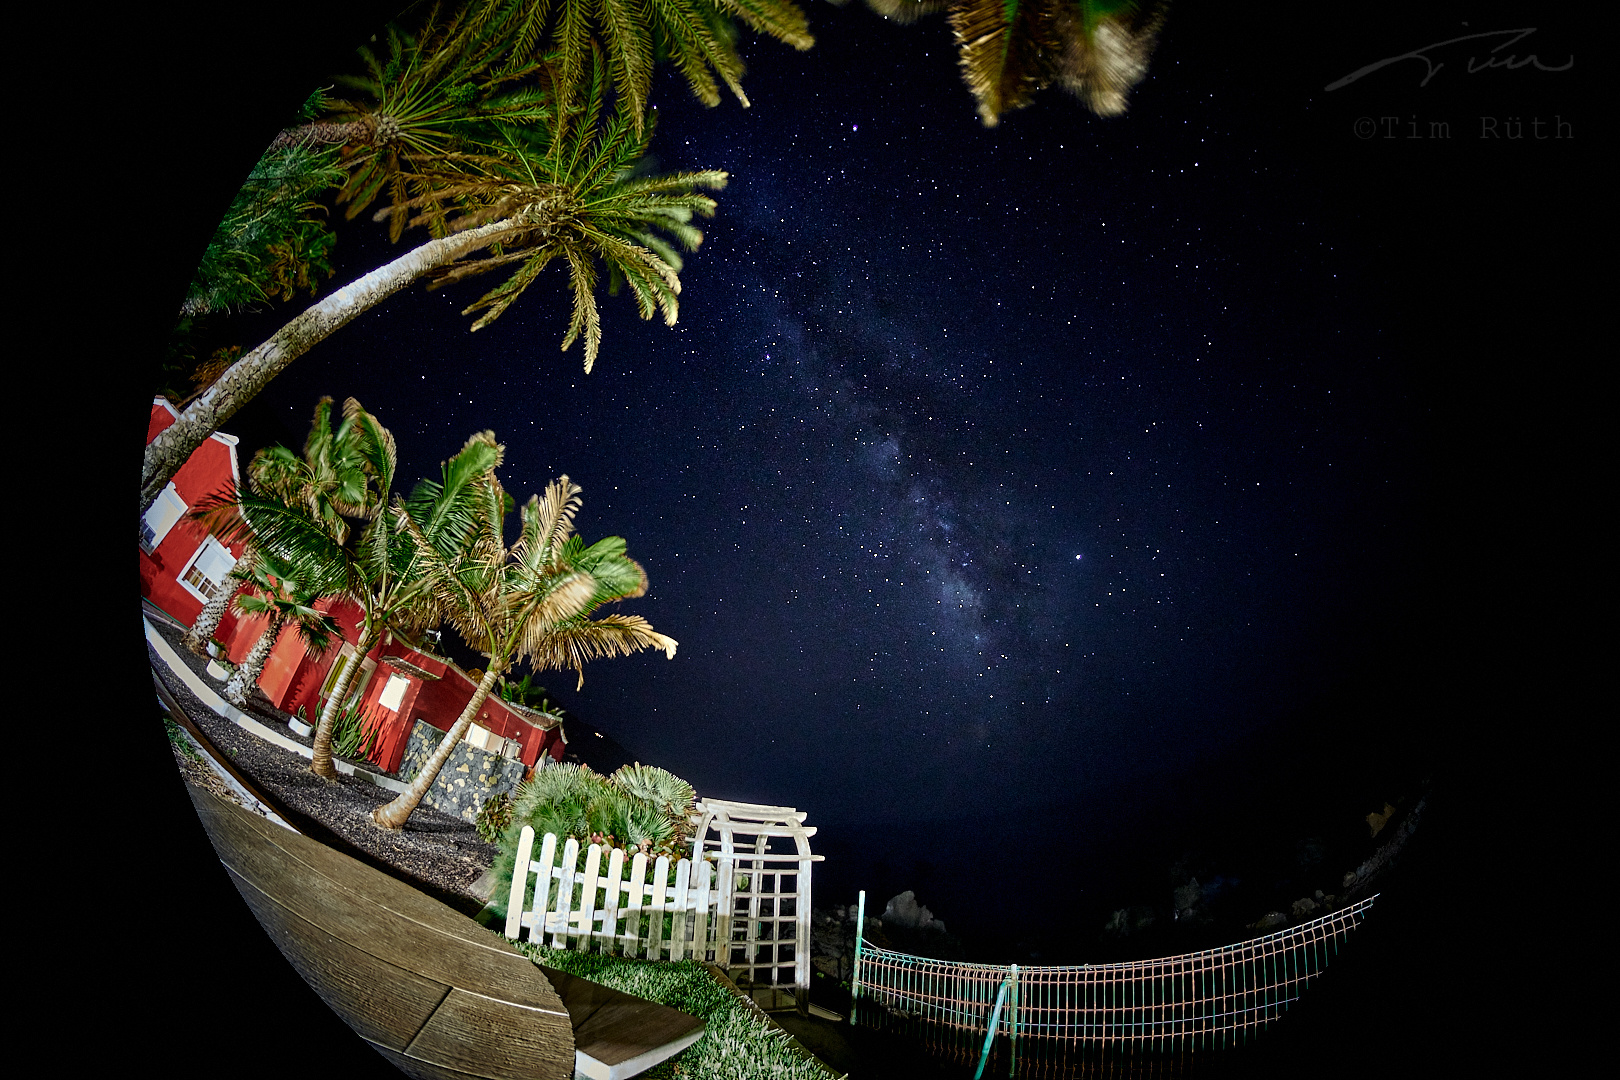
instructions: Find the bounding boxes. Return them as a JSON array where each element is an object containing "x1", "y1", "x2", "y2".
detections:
[{"x1": 221, "y1": 7, "x2": 1420, "y2": 912}]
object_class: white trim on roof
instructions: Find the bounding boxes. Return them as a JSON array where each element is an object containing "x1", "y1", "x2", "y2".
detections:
[{"x1": 149, "y1": 396, "x2": 242, "y2": 487}]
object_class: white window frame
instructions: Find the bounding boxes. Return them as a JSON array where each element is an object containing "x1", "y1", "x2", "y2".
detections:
[
  {"x1": 141, "y1": 482, "x2": 189, "y2": 554},
  {"x1": 177, "y1": 535, "x2": 238, "y2": 602}
]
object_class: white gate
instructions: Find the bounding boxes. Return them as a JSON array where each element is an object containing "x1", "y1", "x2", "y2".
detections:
[{"x1": 503, "y1": 798, "x2": 823, "y2": 1012}]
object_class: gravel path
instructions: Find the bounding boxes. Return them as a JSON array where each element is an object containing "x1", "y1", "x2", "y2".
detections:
[{"x1": 147, "y1": 611, "x2": 499, "y2": 913}]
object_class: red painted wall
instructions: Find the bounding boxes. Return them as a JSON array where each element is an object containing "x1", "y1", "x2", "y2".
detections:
[{"x1": 139, "y1": 399, "x2": 247, "y2": 628}]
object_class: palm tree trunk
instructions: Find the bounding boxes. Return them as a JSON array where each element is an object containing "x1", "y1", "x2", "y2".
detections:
[
  {"x1": 309, "y1": 622, "x2": 382, "y2": 780},
  {"x1": 371, "y1": 663, "x2": 505, "y2": 830},
  {"x1": 224, "y1": 612, "x2": 283, "y2": 707},
  {"x1": 141, "y1": 217, "x2": 517, "y2": 519},
  {"x1": 185, "y1": 547, "x2": 253, "y2": 655}
]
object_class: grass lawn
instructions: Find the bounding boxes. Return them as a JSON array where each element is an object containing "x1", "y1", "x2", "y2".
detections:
[{"x1": 512, "y1": 943, "x2": 842, "y2": 1080}]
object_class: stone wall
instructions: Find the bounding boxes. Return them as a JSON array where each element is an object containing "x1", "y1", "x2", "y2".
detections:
[{"x1": 398, "y1": 720, "x2": 527, "y2": 823}]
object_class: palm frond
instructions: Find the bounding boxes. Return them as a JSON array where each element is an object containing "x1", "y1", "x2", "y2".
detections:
[
  {"x1": 559, "y1": 245, "x2": 604, "y2": 368},
  {"x1": 1052, "y1": 0, "x2": 1166, "y2": 117},
  {"x1": 949, "y1": 0, "x2": 1165, "y2": 125},
  {"x1": 949, "y1": 0, "x2": 1063, "y2": 127},
  {"x1": 527, "y1": 476, "x2": 585, "y2": 558},
  {"x1": 527, "y1": 613, "x2": 679, "y2": 689}
]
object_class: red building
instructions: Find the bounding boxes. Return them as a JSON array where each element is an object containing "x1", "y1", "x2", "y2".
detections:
[
  {"x1": 141, "y1": 398, "x2": 561, "y2": 775},
  {"x1": 140, "y1": 397, "x2": 247, "y2": 636}
]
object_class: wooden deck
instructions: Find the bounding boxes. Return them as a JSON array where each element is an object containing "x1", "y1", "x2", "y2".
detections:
[
  {"x1": 189, "y1": 783, "x2": 575, "y2": 1079},
  {"x1": 543, "y1": 966, "x2": 704, "y2": 1080},
  {"x1": 187, "y1": 783, "x2": 708, "y2": 1079}
]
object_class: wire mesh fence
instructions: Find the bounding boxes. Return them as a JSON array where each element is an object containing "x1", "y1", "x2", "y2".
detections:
[{"x1": 851, "y1": 893, "x2": 1377, "y2": 1076}]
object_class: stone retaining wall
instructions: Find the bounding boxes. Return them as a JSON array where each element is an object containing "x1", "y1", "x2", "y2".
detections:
[{"x1": 398, "y1": 720, "x2": 527, "y2": 823}]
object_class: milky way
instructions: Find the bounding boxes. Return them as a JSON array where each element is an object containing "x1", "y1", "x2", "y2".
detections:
[{"x1": 223, "y1": 10, "x2": 1415, "y2": 837}]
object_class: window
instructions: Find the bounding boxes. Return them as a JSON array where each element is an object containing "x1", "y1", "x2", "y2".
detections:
[
  {"x1": 141, "y1": 483, "x2": 188, "y2": 553},
  {"x1": 178, "y1": 536, "x2": 237, "y2": 601},
  {"x1": 320, "y1": 646, "x2": 376, "y2": 706},
  {"x1": 464, "y1": 722, "x2": 509, "y2": 755},
  {"x1": 377, "y1": 673, "x2": 411, "y2": 712}
]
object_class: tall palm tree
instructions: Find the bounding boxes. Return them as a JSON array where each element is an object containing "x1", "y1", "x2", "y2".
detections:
[
  {"x1": 301, "y1": 412, "x2": 484, "y2": 780},
  {"x1": 370, "y1": 455, "x2": 676, "y2": 830},
  {"x1": 205, "y1": 399, "x2": 455, "y2": 780},
  {"x1": 222, "y1": 552, "x2": 343, "y2": 708},
  {"x1": 183, "y1": 396, "x2": 379, "y2": 656},
  {"x1": 142, "y1": 61, "x2": 726, "y2": 521}
]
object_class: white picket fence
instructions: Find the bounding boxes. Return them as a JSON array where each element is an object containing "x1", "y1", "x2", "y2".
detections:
[{"x1": 503, "y1": 826, "x2": 725, "y2": 961}]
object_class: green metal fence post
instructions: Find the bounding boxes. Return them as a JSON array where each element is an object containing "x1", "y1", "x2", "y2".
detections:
[
  {"x1": 974, "y1": 975, "x2": 1011, "y2": 1080},
  {"x1": 1008, "y1": 963, "x2": 1020, "y2": 1078},
  {"x1": 849, "y1": 890, "x2": 865, "y2": 1025}
]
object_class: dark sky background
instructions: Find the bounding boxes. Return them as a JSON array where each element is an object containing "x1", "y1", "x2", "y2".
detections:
[
  {"x1": 217, "y1": 2, "x2": 1433, "y2": 935},
  {"x1": 109, "y1": 1, "x2": 1595, "y2": 1076}
]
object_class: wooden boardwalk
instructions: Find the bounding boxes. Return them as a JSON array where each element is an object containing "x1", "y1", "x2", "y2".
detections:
[
  {"x1": 542, "y1": 966, "x2": 704, "y2": 1080},
  {"x1": 189, "y1": 783, "x2": 576, "y2": 1079},
  {"x1": 187, "y1": 782, "x2": 708, "y2": 1079}
]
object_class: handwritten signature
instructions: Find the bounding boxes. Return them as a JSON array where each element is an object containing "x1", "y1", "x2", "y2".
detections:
[{"x1": 1326, "y1": 27, "x2": 1572, "y2": 91}]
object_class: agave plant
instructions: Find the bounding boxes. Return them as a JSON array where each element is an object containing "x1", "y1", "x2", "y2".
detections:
[
  {"x1": 612, "y1": 763, "x2": 697, "y2": 822},
  {"x1": 512, "y1": 761, "x2": 603, "y2": 816},
  {"x1": 483, "y1": 759, "x2": 700, "y2": 922}
]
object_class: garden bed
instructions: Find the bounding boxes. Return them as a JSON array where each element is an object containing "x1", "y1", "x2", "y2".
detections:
[{"x1": 148, "y1": 610, "x2": 498, "y2": 909}]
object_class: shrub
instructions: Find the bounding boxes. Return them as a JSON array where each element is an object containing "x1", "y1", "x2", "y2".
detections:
[
  {"x1": 329, "y1": 701, "x2": 380, "y2": 761},
  {"x1": 476, "y1": 792, "x2": 513, "y2": 844},
  {"x1": 484, "y1": 762, "x2": 699, "y2": 923}
]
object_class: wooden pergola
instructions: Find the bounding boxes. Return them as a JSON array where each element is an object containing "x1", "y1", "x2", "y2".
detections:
[{"x1": 690, "y1": 798, "x2": 824, "y2": 1014}]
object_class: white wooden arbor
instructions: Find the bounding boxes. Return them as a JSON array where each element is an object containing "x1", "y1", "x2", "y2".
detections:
[{"x1": 691, "y1": 798, "x2": 823, "y2": 1013}]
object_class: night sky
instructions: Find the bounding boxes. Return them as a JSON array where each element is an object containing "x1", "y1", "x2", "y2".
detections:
[
  {"x1": 111, "y1": 1, "x2": 1594, "y2": 1075},
  {"x1": 218, "y1": 4, "x2": 1425, "y2": 922}
]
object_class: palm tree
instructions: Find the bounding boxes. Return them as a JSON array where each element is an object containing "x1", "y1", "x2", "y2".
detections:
[
  {"x1": 192, "y1": 397, "x2": 426, "y2": 778},
  {"x1": 247, "y1": 395, "x2": 386, "y2": 545},
  {"x1": 222, "y1": 552, "x2": 343, "y2": 708},
  {"x1": 853, "y1": 0, "x2": 1166, "y2": 125},
  {"x1": 141, "y1": 63, "x2": 726, "y2": 521},
  {"x1": 301, "y1": 412, "x2": 481, "y2": 780},
  {"x1": 407, "y1": 68, "x2": 728, "y2": 366},
  {"x1": 205, "y1": 399, "x2": 457, "y2": 780},
  {"x1": 183, "y1": 396, "x2": 378, "y2": 656},
  {"x1": 183, "y1": 549, "x2": 253, "y2": 657},
  {"x1": 370, "y1": 456, "x2": 676, "y2": 830},
  {"x1": 271, "y1": 6, "x2": 557, "y2": 240}
]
